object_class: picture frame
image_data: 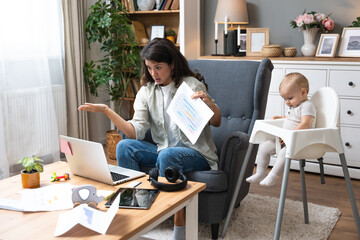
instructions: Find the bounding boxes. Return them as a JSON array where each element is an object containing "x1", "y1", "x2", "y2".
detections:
[
  {"x1": 246, "y1": 28, "x2": 269, "y2": 56},
  {"x1": 316, "y1": 34, "x2": 339, "y2": 57},
  {"x1": 338, "y1": 27, "x2": 360, "y2": 57},
  {"x1": 150, "y1": 25, "x2": 165, "y2": 40},
  {"x1": 239, "y1": 30, "x2": 247, "y2": 53}
]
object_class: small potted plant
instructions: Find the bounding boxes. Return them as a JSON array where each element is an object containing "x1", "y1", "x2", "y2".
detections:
[
  {"x1": 349, "y1": 17, "x2": 360, "y2": 27},
  {"x1": 166, "y1": 29, "x2": 176, "y2": 43},
  {"x1": 17, "y1": 155, "x2": 44, "y2": 189}
]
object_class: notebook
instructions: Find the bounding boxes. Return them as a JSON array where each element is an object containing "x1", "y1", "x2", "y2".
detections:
[{"x1": 60, "y1": 135, "x2": 145, "y2": 185}]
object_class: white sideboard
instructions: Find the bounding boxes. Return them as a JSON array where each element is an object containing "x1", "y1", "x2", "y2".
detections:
[{"x1": 266, "y1": 59, "x2": 360, "y2": 179}]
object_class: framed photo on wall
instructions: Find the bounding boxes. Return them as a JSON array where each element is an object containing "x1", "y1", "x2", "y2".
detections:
[
  {"x1": 246, "y1": 28, "x2": 269, "y2": 56},
  {"x1": 338, "y1": 27, "x2": 360, "y2": 57},
  {"x1": 150, "y1": 25, "x2": 165, "y2": 40},
  {"x1": 316, "y1": 34, "x2": 339, "y2": 57}
]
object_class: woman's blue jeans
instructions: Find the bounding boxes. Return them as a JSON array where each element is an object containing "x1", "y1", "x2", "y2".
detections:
[{"x1": 116, "y1": 139, "x2": 210, "y2": 176}]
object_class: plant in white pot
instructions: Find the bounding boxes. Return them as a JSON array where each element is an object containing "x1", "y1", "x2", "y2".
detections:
[{"x1": 17, "y1": 155, "x2": 44, "y2": 189}]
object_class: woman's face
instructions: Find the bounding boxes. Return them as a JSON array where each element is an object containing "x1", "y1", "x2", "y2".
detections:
[{"x1": 145, "y1": 59, "x2": 173, "y2": 86}]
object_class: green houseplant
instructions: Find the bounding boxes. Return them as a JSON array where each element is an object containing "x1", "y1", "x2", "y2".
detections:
[
  {"x1": 84, "y1": 0, "x2": 141, "y2": 116},
  {"x1": 166, "y1": 29, "x2": 176, "y2": 43},
  {"x1": 17, "y1": 155, "x2": 44, "y2": 189},
  {"x1": 349, "y1": 17, "x2": 360, "y2": 27}
]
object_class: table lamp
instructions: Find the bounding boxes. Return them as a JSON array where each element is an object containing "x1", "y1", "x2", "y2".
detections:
[{"x1": 213, "y1": 0, "x2": 249, "y2": 56}]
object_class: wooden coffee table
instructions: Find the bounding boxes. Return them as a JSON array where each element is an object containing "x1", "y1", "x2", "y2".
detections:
[{"x1": 0, "y1": 161, "x2": 206, "y2": 239}]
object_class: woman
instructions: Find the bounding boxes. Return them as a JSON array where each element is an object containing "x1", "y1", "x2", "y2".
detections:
[{"x1": 79, "y1": 38, "x2": 221, "y2": 239}]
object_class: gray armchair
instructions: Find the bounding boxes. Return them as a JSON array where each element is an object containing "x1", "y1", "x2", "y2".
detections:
[{"x1": 185, "y1": 58, "x2": 273, "y2": 239}]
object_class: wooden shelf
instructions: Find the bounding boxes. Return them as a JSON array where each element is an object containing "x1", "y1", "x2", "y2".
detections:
[
  {"x1": 128, "y1": 10, "x2": 179, "y2": 14},
  {"x1": 200, "y1": 55, "x2": 360, "y2": 62}
]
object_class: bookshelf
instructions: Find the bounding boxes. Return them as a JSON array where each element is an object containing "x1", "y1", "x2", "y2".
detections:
[
  {"x1": 129, "y1": 10, "x2": 180, "y2": 47},
  {"x1": 122, "y1": 0, "x2": 200, "y2": 59}
]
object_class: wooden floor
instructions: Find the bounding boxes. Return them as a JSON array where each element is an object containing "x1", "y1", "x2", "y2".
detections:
[{"x1": 249, "y1": 167, "x2": 360, "y2": 240}]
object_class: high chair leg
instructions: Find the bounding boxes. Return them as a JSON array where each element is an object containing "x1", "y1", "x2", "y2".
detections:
[
  {"x1": 318, "y1": 157, "x2": 325, "y2": 184},
  {"x1": 299, "y1": 159, "x2": 309, "y2": 224},
  {"x1": 220, "y1": 143, "x2": 254, "y2": 238},
  {"x1": 339, "y1": 153, "x2": 360, "y2": 237},
  {"x1": 274, "y1": 157, "x2": 291, "y2": 240}
]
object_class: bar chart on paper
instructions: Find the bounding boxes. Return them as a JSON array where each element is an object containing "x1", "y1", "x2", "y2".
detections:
[{"x1": 167, "y1": 82, "x2": 214, "y2": 144}]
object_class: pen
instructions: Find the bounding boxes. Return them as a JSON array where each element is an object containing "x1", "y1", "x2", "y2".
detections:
[{"x1": 134, "y1": 182, "x2": 142, "y2": 188}]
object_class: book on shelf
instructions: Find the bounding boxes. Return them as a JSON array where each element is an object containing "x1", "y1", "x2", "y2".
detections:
[
  {"x1": 170, "y1": 0, "x2": 179, "y2": 10},
  {"x1": 127, "y1": 0, "x2": 135, "y2": 12},
  {"x1": 133, "y1": 0, "x2": 139, "y2": 11},
  {"x1": 158, "y1": 0, "x2": 166, "y2": 10},
  {"x1": 163, "y1": 0, "x2": 173, "y2": 10},
  {"x1": 131, "y1": 21, "x2": 149, "y2": 44}
]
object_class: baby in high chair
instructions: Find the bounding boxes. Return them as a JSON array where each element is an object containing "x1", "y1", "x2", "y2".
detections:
[{"x1": 246, "y1": 72, "x2": 317, "y2": 186}]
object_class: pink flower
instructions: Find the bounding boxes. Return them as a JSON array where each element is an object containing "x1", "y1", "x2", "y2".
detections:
[
  {"x1": 296, "y1": 15, "x2": 305, "y2": 27},
  {"x1": 291, "y1": 11, "x2": 334, "y2": 33},
  {"x1": 302, "y1": 13, "x2": 315, "y2": 24},
  {"x1": 322, "y1": 17, "x2": 334, "y2": 31},
  {"x1": 315, "y1": 13, "x2": 326, "y2": 22}
]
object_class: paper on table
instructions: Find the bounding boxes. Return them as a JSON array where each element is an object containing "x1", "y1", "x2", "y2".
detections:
[
  {"x1": 0, "y1": 198, "x2": 23, "y2": 211},
  {"x1": 0, "y1": 184, "x2": 74, "y2": 212},
  {"x1": 54, "y1": 193, "x2": 120, "y2": 236},
  {"x1": 167, "y1": 82, "x2": 214, "y2": 144},
  {"x1": 21, "y1": 183, "x2": 74, "y2": 211}
]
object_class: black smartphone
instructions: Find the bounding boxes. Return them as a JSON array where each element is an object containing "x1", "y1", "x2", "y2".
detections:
[{"x1": 105, "y1": 188, "x2": 160, "y2": 209}]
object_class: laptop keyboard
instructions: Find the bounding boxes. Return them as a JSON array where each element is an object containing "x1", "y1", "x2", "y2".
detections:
[{"x1": 110, "y1": 172, "x2": 128, "y2": 182}]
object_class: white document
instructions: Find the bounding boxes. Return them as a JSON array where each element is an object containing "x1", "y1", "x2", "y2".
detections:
[
  {"x1": 0, "y1": 184, "x2": 74, "y2": 212},
  {"x1": 54, "y1": 193, "x2": 120, "y2": 236},
  {"x1": 167, "y1": 82, "x2": 214, "y2": 144},
  {"x1": 21, "y1": 184, "x2": 74, "y2": 211},
  {"x1": 0, "y1": 198, "x2": 24, "y2": 211}
]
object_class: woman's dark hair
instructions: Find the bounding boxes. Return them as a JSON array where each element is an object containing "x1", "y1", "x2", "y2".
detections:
[{"x1": 140, "y1": 38, "x2": 206, "y2": 88}]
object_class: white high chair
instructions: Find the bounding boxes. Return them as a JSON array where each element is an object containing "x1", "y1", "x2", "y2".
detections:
[{"x1": 221, "y1": 87, "x2": 360, "y2": 239}]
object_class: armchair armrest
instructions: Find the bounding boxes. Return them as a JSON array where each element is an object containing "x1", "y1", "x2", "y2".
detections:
[
  {"x1": 186, "y1": 170, "x2": 228, "y2": 192},
  {"x1": 220, "y1": 131, "x2": 250, "y2": 172},
  {"x1": 219, "y1": 131, "x2": 257, "y2": 208}
]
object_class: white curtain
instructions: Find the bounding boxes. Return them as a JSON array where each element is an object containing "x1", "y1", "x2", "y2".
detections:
[{"x1": 0, "y1": 0, "x2": 66, "y2": 178}]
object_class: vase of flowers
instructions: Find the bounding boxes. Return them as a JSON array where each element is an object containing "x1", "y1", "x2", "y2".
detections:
[{"x1": 290, "y1": 10, "x2": 334, "y2": 56}]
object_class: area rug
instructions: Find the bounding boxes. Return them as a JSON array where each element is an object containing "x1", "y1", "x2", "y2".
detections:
[{"x1": 141, "y1": 193, "x2": 341, "y2": 240}]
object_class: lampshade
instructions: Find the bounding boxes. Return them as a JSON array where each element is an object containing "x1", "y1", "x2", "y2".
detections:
[{"x1": 214, "y1": 0, "x2": 249, "y2": 24}]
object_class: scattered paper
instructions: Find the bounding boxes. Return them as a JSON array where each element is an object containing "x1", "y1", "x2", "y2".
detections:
[
  {"x1": 0, "y1": 184, "x2": 74, "y2": 212},
  {"x1": 0, "y1": 198, "x2": 24, "y2": 211},
  {"x1": 21, "y1": 184, "x2": 74, "y2": 211},
  {"x1": 54, "y1": 193, "x2": 120, "y2": 236},
  {"x1": 167, "y1": 82, "x2": 214, "y2": 144},
  {"x1": 0, "y1": 184, "x2": 112, "y2": 212}
]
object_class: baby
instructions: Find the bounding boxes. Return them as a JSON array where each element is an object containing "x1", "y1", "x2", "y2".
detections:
[{"x1": 246, "y1": 72, "x2": 316, "y2": 186}]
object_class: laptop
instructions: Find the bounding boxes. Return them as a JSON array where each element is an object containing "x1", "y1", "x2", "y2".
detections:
[{"x1": 60, "y1": 135, "x2": 145, "y2": 185}]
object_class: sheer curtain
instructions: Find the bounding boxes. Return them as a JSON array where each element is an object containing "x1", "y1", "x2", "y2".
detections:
[{"x1": 0, "y1": 0, "x2": 66, "y2": 178}]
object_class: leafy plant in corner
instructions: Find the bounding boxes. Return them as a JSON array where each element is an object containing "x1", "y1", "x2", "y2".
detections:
[
  {"x1": 17, "y1": 155, "x2": 44, "y2": 174},
  {"x1": 349, "y1": 17, "x2": 360, "y2": 27},
  {"x1": 84, "y1": 0, "x2": 141, "y2": 116},
  {"x1": 166, "y1": 29, "x2": 176, "y2": 36}
]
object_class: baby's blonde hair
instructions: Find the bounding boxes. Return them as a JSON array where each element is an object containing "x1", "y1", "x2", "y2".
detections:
[{"x1": 279, "y1": 72, "x2": 309, "y2": 93}]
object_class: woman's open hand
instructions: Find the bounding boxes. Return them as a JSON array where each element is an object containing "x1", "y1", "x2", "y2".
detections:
[{"x1": 78, "y1": 103, "x2": 109, "y2": 113}]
